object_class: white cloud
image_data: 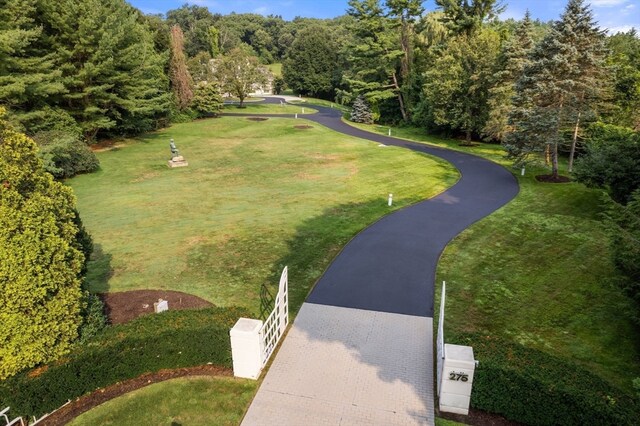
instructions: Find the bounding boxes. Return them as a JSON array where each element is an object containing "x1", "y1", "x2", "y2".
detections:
[
  {"x1": 253, "y1": 6, "x2": 269, "y2": 15},
  {"x1": 589, "y1": 0, "x2": 629, "y2": 6},
  {"x1": 606, "y1": 24, "x2": 635, "y2": 33}
]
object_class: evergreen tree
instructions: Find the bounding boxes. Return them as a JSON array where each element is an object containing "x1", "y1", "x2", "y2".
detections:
[
  {"x1": 350, "y1": 95, "x2": 374, "y2": 123},
  {"x1": 170, "y1": 24, "x2": 195, "y2": 110},
  {"x1": 215, "y1": 46, "x2": 268, "y2": 107},
  {"x1": 282, "y1": 26, "x2": 339, "y2": 98},
  {"x1": 191, "y1": 81, "x2": 223, "y2": 117},
  {"x1": 40, "y1": 0, "x2": 171, "y2": 139},
  {"x1": 435, "y1": 0, "x2": 505, "y2": 35},
  {"x1": 505, "y1": 0, "x2": 607, "y2": 178},
  {"x1": 0, "y1": 107, "x2": 84, "y2": 379},
  {"x1": 483, "y1": 11, "x2": 534, "y2": 142},
  {"x1": 0, "y1": 0, "x2": 65, "y2": 131},
  {"x1": 341, "y1": 0, "x2": 407, "y2": 121}
]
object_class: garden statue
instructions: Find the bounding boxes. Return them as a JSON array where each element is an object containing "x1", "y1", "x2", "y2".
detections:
[
  {"x1": 169, "y1": 139, "x2": 179, "y2": 158},
  {"x1": 167, "y1": 138, "x2": 188, "y2": 168}
]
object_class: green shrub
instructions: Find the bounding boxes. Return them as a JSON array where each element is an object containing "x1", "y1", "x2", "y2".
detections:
[
  {"x1": 0, "y1": 306, "x2": 249, "y2": 418},
  {"x1": 76, "y1": 293, "x2": 106, "y2": 345},
  {"x1": 450, "y1": 333, "x2": 640, "y2": 425},
  {"x1": 34, "y1": 131, "x2": 100, "y2": 179}
]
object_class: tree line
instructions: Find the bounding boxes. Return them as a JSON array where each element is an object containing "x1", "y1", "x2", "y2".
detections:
[{"x1": 1, "y1": 0, "x2": 639, "y2": 380}]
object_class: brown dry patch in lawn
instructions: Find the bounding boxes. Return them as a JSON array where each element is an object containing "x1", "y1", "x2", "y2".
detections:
[
  {"x1": 91, "y1": 139, "x2": 127, "y2": 152},
  {"x1": 307, "y1": 153, "x2": 340, "y2": 162},
  {"x1": 295, "y1": 172, "x2": 322, "y2": 180},
  {"x1": 38, "y1": 366, "x2": 231, "y2": 426},
  {"x1": 130, "y1": 171, "x2": 160, "y2": 183},
  {"x1": 99, "y1": 290, "x2": 214, "y2": 325}
]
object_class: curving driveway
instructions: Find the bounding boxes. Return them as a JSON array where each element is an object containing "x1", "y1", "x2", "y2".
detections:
[{"x1": 237, "y1": 97, "x2": 519, "y2": 425}]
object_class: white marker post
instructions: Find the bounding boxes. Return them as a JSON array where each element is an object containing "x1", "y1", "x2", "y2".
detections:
[
  {"x1": 388, "y1": 193, "x2": 393, "y2": 206},
  {"x1": 302, "y1": 107, "x2": 305, "y2": 114},
  {"x1": 295, "y1": 113, "x2": 298, "y2": 119},
  {"x1": 388, "y1": 128, "x2": 391, "y2": 136},
  {"x1": 521, "y1": 167, "x2": 525, "y2": 176}
]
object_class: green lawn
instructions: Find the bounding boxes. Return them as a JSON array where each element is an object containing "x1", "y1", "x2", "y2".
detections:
[
  {"x1": 223, "y1": 102, "x2": 317, "y2": 114},
  {"x1": 70, "y1": 116, "x2": 457, "y2": 315},
  {"x1": 68, "y1": 376, "x2": 257, "y2": 426},
  {"x1": 343, "y1": 119, "x2": 640, "y2": 392}
]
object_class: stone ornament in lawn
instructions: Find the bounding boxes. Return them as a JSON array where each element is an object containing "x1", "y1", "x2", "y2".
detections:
[
  {"x1": 168, "y1": 138, "x2": 188, "y2": 168},
  {"x1": 154, "y1": 298, "x2": 169, "y2": 313}
]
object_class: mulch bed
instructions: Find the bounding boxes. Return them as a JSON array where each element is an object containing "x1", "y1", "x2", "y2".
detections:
[
  {"x1": 98, "y1": 290, "x2": 214, "y2": 325},
  {"x1": 246, "y1": 117, "x2": 268, "y2": 121},
  {"x1": 535, "y1": 174, "x2": 572, "y2": 183},
  {"x1": 37, "y1": 365, "x2": 232, "y2": 426},
  {"x1": 294, "y1": 125, "x2": 313, "y2": 129}
]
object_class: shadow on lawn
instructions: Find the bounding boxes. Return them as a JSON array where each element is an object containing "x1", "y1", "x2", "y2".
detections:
[
  {"x1": 85, "y1": 243, "x2": 114, "y2": 293},
  {"x1": 266, "y1": 198, "x2": 401, "y2": 315}
]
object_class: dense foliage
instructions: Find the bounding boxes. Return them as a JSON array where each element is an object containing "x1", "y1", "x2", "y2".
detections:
[
  {"x1": 35, "y1": 131, "x2": 100, "y2": 179},
  {"x1": 0, "y1": 307, "x2": 250, "y2": 418},
  {"x1": 0, "y1": 109, "x2": 85, "y2": 379},
  {"x1": 574, "y1": 124, "x2": 640, "y2": 204},
  {"x1": 451, "y1": 333, "x2": 640, "y2": 425}
]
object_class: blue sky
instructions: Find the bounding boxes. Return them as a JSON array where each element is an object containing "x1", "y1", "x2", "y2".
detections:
[{"x1": 128, "y1": 0, "x2": 639, "y2": 34}]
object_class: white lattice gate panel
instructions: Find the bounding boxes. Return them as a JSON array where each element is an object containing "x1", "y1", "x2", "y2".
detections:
[{"x1": 259, "y1": 266, "x2": 288, "y2": 366}]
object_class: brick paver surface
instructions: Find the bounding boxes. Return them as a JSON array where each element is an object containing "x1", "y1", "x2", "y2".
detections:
[{"x1": 242, "y1": 303, "x2": 434, "y2": 425}]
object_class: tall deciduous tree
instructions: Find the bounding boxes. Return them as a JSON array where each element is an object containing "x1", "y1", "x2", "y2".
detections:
[
  {"x1": 282, "y1": 26, "x2": 339, "y2": 98},
  {"x1": 505, "y1": 0, "x2": 607, "y2": 178},
  {"x1": 483, "y1": 11, "x2": 534, "y2": 142},
  {"x1": 417, "y1": 27, "x2": 500, "y2": 143},
  {"x1": 606, "y1": 30, "x2": 640, "y2": 131},
  {"x1": 170, "y1": 25, "x2": 195, "y2": 110},
  {"x1": 0, "y1": 108, "x2": 84, "y2": 379},
  {"x1": 215, "y1": 46, "x2": 268, "y2": 107}
]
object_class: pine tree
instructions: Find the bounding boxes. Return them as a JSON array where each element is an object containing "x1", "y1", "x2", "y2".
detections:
[
  {"x1": 0, "y1": 0, "x2": 65, "y2": 131},
  {"x1": 350, "y1": 95, "x2": 374, "y2": 123},
  {"x1": 0, "y1": 107, "x2": 84, "y2": 379},
  {"x1": 39, "y1": 0, "x2": 171, "y2": 139},
  {"x1": 170, "y1": 24, "x2": 195, "y2": 110},
  {"x1": 435, "y1": 0, "x2": 505, "y2": 35},
  {"x1": 483, "y1": 11, "x2": 534, "y2": 142},
  {"x1": 505, "y1": 0, "x2": 607, "y2": 178},
  {"x1": 342, "y1": 0, "x2": 407, "y2": 120}
]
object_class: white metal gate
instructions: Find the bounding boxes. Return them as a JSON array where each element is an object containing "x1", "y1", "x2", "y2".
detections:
[{"x1": 259, "y1": 266, "x2": 288, "y2": 366}]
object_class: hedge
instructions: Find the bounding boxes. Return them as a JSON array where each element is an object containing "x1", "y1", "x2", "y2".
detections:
[
  {"x1": 0, "y1": 306, "x2": 249, "y2": 418},
  {"x1": 450, "y1": 333, "x2": 640, "y2": 425}
]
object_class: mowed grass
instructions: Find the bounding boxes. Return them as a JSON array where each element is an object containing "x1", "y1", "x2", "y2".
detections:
[
  {"x1": 223, "y1": 102, "x2": 317, "y2": 114},
  {"x1": 70, "y1": 116, "x2": 457, "y2": 315},
  {"x1": 343, "y1": 120, "x2": 640, "y2": 392},
  {"x1": 436, "y1": 171, "x2": 640, "y2": 391},
  {"x1": 68, "y1": 376, "x2": 257, "y2": 426}
]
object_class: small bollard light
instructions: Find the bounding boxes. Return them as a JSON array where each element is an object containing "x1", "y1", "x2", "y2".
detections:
[
  {"x1": 388, "y1": 193, "x2": 393, "y2": 206},
  {"x1": 388, "y1": 128, "x2": 391, "y2": 136},
  {"x1": 521, "y1": 167, "x2": 525, "y2": 176},
  {"x1": 295, "y1": 113, "x2": 298, "y2": 119}
]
